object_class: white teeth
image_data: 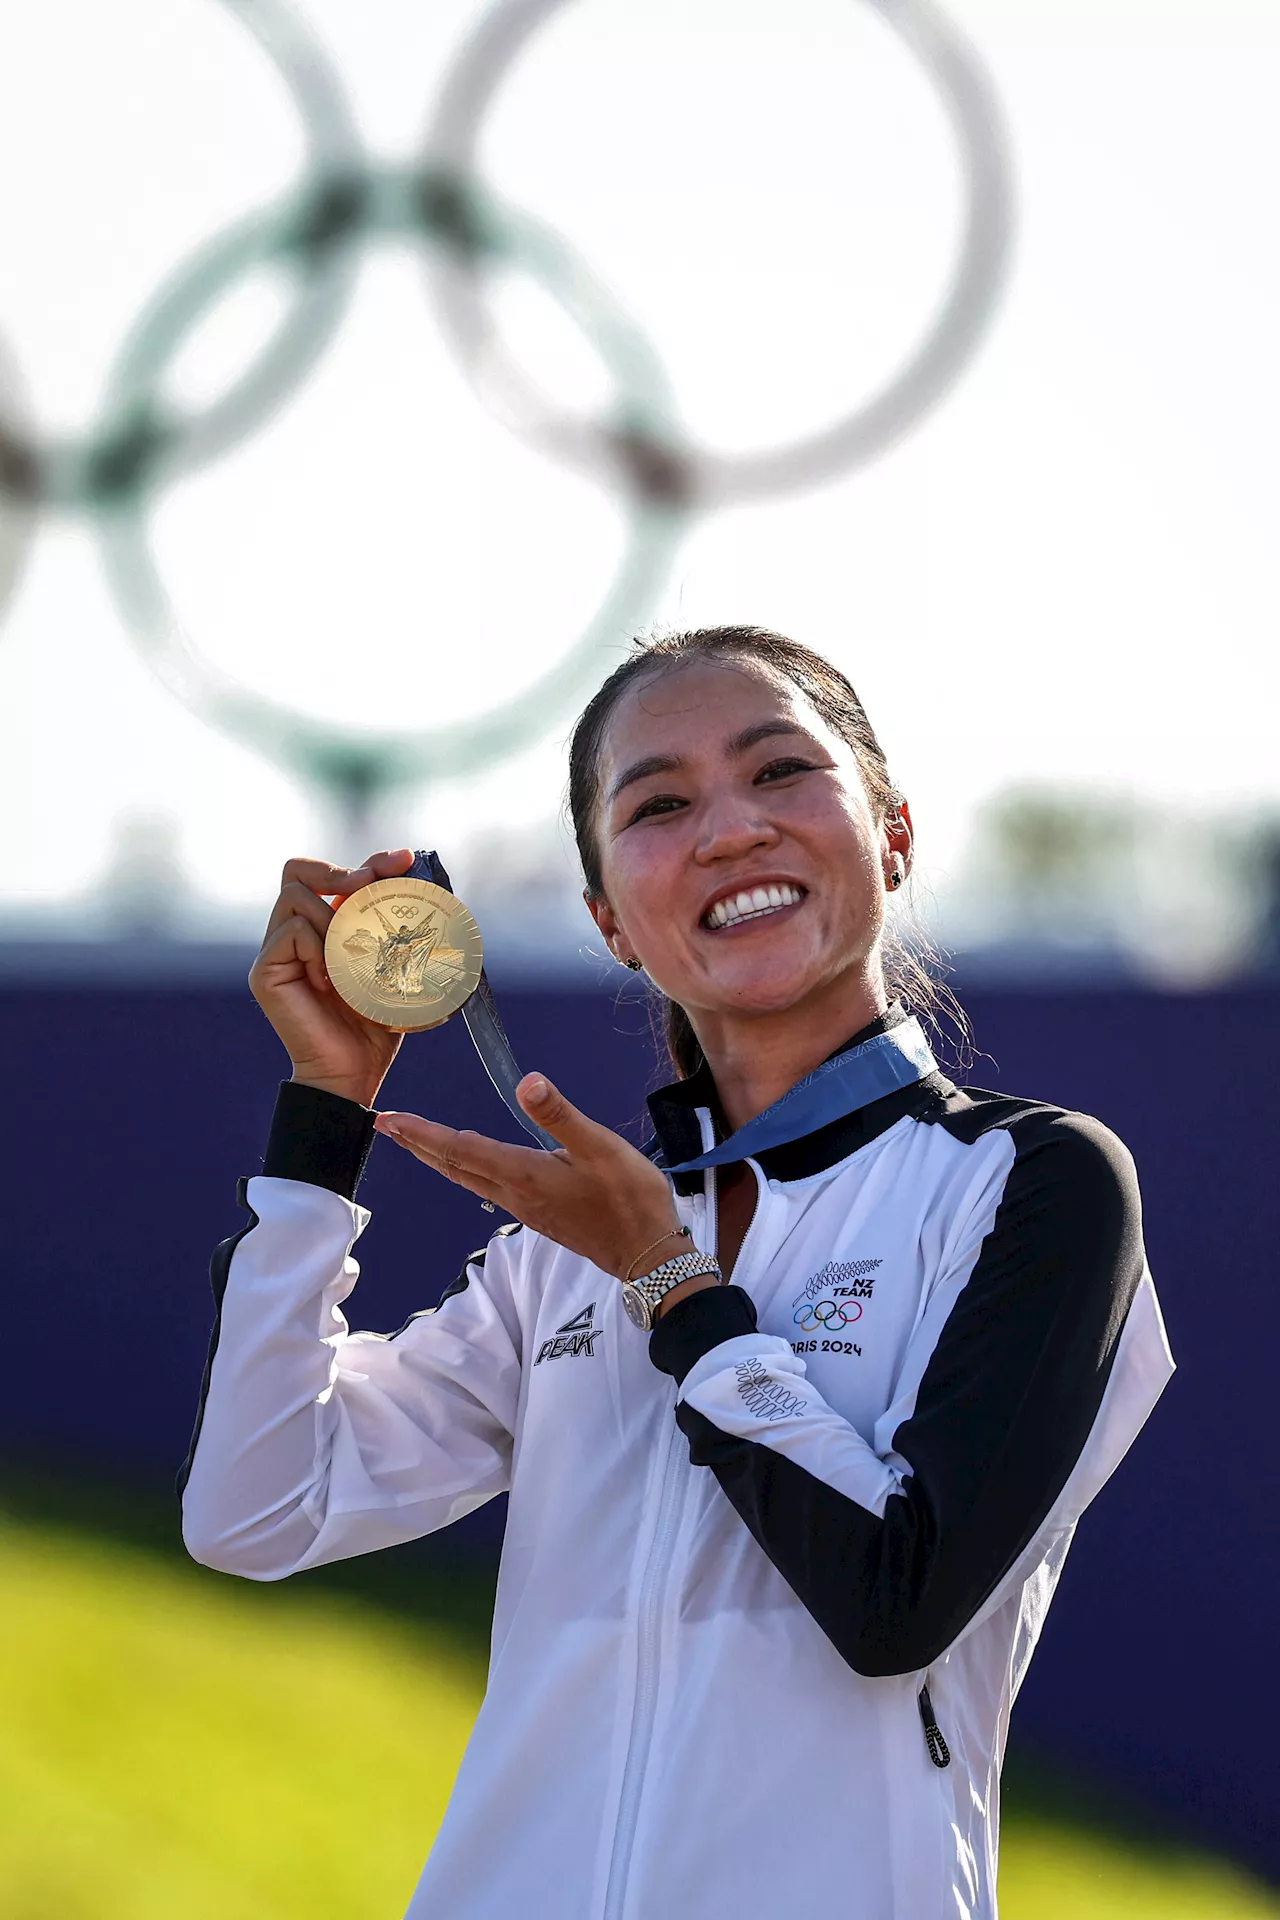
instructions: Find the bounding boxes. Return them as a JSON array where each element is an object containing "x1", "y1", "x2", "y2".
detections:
[{"x1": 704, "y1": 883, "x2": 804, "y2": 929}]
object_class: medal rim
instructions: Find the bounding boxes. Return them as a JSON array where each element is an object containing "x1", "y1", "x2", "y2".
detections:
[{"x1": 324, "y1": 877, "x2": 484, "y2": 1032}]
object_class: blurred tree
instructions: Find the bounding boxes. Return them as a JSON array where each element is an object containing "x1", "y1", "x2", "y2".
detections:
[{"x1": 944, "y1": 787, "x2": 1276, "y2": 986}]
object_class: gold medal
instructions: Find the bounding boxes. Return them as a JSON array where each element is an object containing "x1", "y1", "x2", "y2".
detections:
[{"x1": 324, "y1": 877, "x2": 484, "y2": 1032}]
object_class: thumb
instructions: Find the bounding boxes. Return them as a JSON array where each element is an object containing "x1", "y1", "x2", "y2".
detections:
[{"x1": 516, "y1": 1073, "x2": 599, "y2": 1152}]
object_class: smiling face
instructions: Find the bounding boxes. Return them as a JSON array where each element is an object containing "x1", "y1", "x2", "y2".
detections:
[{"x1": 587, "y1": 655, "x2": 911, "y2": 1047}]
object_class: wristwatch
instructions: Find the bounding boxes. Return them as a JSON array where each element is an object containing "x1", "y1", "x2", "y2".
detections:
[{"x1": 621, "y1": 1250, "x2": 723, "y2": 1332}]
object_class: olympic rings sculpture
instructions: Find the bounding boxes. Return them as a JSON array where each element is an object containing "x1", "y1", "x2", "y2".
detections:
[
  {"x1": 794, "y1": 1298, "x2": 865, "y2": 1332},
  {"x1": 95, "y1": 163, "x2": 686, "y2": 799},
  {"x1": 0, "y1": 0, "x2": 1012, "y2": 814},
  {"x1": 0, "y1": 336, "x2": 36, "y2": 628},
  {"x1": 425, "y1": 0, "x2": 1014, "y2": 509}
]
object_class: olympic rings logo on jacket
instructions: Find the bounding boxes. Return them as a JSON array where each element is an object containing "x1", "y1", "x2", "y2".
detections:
[{"x1": 794, "y1": 1298, "x2": 865, "y2": 1333}]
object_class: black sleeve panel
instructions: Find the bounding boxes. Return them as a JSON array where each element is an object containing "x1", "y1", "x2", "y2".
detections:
[
  {"x1": 261, "y1": 1080, "x2": 377, "y2": 1199},
  {"x1": 178, "y1": 1079, "x2": 373, "y2": 1500},
  {"x1": 673, "y1": 1109, "x2": 1147, "y2": 1678},
  {"x1": 649, "y1": 1285, "x2": 759, "y2": 1380},
  {"x1": 176, "y1": 1177, "x2": 259, "y2": 1497}
]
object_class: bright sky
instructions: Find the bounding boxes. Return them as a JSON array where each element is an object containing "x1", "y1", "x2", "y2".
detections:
[{"x1": 1, "y1": 0, "x2": 1276, "y2": 932}]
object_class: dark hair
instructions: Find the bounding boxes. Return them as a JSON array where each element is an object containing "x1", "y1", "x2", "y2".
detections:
[{"x1": 568, "y1": 625, "x2": 961, "y2": 1078}]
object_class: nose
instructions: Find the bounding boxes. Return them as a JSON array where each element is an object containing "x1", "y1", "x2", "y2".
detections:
[{"x1": 693, "y1": 786, "x2": 781, "y2": 866}]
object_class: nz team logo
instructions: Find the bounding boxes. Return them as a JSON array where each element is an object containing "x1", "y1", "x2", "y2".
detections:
[
  {"x1": 793, "y1": 1259, "x2": 881, "y2": 1333},
  {"x1": 535, "y1": 1303, "x2": 601, "y2": 1364}
]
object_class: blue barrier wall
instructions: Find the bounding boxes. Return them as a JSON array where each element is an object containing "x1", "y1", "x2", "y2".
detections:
[{"x1": 4, "y1": 980, "x2": 1277, "y2": 1877}]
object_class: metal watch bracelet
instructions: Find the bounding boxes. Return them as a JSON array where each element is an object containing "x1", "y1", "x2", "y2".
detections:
[{"x1": 620, "y1": 1249, "x2": 723, "y2": 1333}]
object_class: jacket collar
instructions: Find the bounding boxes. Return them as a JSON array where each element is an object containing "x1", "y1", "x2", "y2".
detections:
[{"x1": 646, "y1": 1004, "x2": 951, "y2": 1187}]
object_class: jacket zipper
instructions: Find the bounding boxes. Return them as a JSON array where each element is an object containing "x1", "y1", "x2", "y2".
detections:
[
  {"x1": 917, "y1": 1679, "x2": 951, "y2": 1768},
  {"x1": 601, "y1": 1411, "x2": 685, "y2": 1920},
  {"x1": 599, "y1": 1161, "x2": 763, "y2": 1918},
  {"x1": 599, "y1": 1172, "x2": 715, "y2": 1919}
]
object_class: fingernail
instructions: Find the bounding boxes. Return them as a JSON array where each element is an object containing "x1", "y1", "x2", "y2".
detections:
[{"x1": 525, "y1": 1076, "x2": 548, "y2": 1102}]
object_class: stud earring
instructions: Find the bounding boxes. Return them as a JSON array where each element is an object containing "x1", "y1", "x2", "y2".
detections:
[
  {"x1": 624, "y1": 956, "x2": 644, "y2": 972},
  {"x1": 887, "y1": 866, "x2": 904, "y2": 890}
]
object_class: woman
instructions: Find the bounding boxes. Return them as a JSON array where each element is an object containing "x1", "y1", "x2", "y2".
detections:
[{"x1": 181, "y1": 626, "x2": 1174, "y2": 1920}]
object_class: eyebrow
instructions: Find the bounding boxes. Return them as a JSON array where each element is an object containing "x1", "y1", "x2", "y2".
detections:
[{"x1": 606, "y1": 721, "x2": 810, "y2": 804}]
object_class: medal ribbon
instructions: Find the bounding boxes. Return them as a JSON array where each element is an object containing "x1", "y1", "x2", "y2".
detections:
[
  {"x1": 408, "y1": 850, "x2": 557, "y2": 1150},
  {"x1": 665, "y1": 1017, "x2": 939, "y2": 1173}
]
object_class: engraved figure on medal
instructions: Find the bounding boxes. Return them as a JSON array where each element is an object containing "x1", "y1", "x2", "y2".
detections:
[{"x1": 343, "y1": 897, "x2": 454, "y2": 1002}]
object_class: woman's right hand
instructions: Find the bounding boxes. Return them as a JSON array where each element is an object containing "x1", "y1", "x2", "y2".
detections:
[{"x1": 249, "y1": 850, "x2": 415, "y2": 1109}]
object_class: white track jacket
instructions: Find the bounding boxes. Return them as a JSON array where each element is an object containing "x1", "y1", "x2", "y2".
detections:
[{"x1": 181, "y1": 1023, "x2": 1174, "y2": 1920}]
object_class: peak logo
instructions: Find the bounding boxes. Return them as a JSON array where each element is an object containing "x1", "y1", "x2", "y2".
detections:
[{"x1": 535, "y1": 1302, "x2": 601, "y2": 1364}]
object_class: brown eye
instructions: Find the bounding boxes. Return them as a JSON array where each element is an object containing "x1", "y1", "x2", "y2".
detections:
[
  {"x1": 629, "y1": 793, "x2": 686, "y2": 825},
  {"x1": 756, "y1": 757, "x2": 815, "y2": 783}
]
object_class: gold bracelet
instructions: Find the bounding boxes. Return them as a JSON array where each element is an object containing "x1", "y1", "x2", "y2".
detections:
[{"x1": 624, "y1": 1225, "x2": 692, "y2": 1283}]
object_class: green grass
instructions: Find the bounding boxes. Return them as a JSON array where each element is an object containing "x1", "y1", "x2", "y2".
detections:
[
  {"x1": 999, "y1": 1820, "x2": 1279, "y2": 1920},
  {"x1": 0, "y1": 1515, "x2": 479, "y2": 1920},
  {"x1": 1, "y1": 1486, "x2": 1276, "y2": 1920}
]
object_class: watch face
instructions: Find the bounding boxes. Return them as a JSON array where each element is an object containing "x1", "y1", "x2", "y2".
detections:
[{"x1": 621, "y1": 1284, "x2": 652, "y2": 1331}]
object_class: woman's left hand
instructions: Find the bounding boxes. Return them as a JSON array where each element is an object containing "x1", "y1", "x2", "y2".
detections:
[{"x1": 374, "y1": 1074, "x2": 685, "y2": 1281}]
